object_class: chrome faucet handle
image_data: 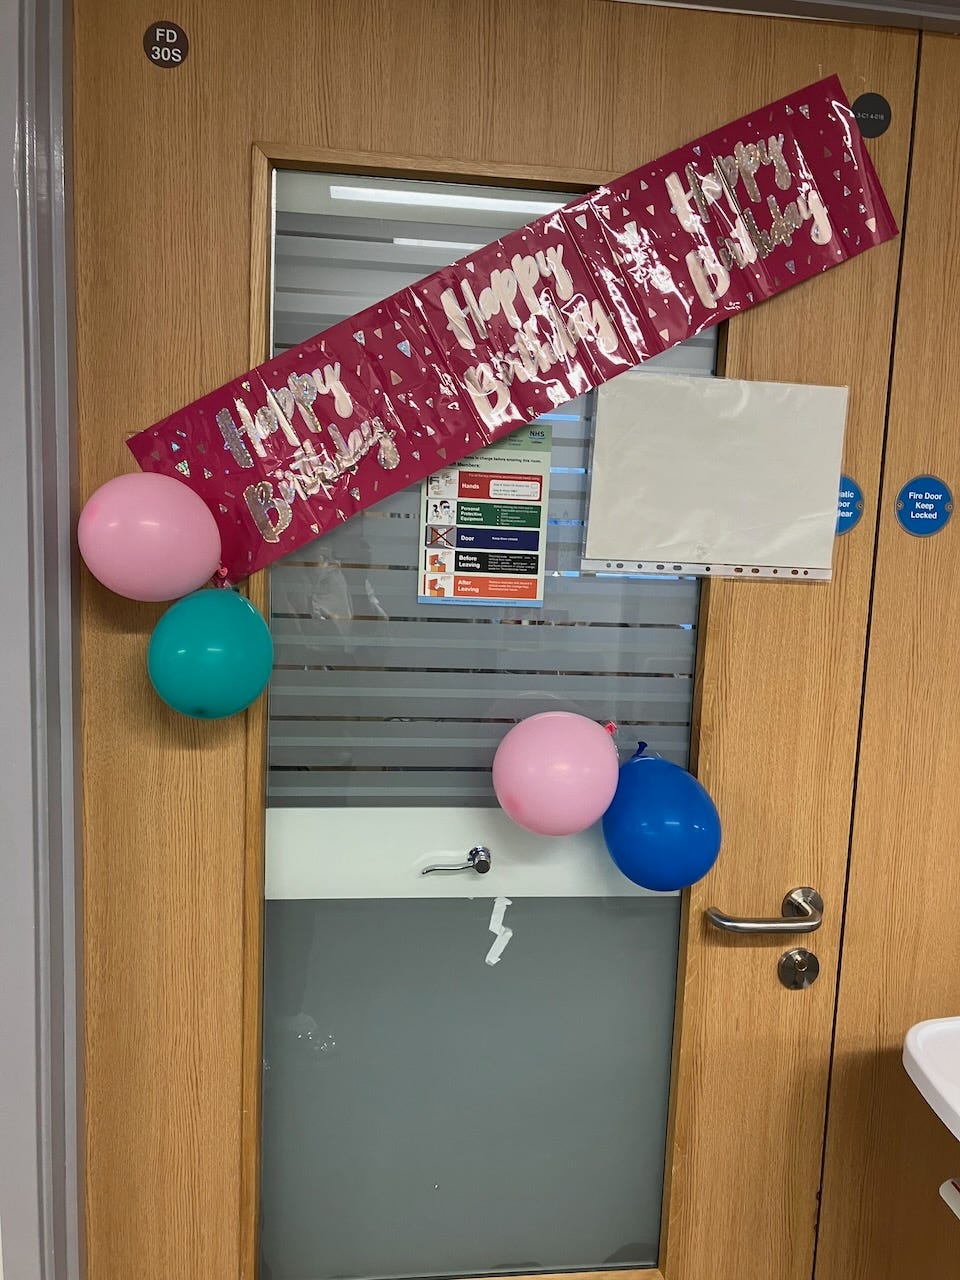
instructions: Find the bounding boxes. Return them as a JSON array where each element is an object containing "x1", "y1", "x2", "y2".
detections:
[{"x1": 421, "y1": 846, "x2": 492, "y2": 876}]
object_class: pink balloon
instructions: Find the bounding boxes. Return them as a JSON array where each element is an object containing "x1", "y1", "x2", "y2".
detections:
[
  {"x1": 78, "y1": 473, "x2": 222, "y2": 602},
  {"x1": 492, "y1": 712, "x2": 620, "y2": 836}
]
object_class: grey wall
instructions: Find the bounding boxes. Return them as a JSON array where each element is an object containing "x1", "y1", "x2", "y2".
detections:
[
  {"x1": 0, "y1": 1, "x2": 80, "y2": 1278},
  {"x1": 0, "y1": 3, "x2": 41, "y2": 1273}
]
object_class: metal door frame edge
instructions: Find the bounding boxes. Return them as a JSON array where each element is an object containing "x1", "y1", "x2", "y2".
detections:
[{"x1": 0, "y1": 0, "x2": 81, "y2": 1276}]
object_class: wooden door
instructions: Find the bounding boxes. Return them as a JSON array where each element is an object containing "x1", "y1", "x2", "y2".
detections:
[
  {"x1": 72, "y1": 3, "x2": 916, "y2": 1278},
  {"x1": 815, "y1": 33, "x2": 960, "y2": 1280}
]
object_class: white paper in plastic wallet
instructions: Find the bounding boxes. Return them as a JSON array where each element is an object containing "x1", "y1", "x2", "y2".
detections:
[{"x1": 582, "y1": 372, "x2": 848, "y2": 580}]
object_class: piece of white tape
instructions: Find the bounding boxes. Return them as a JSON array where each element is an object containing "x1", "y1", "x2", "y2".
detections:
[
  {"x1": 485, "y1": 896, "x2": 514, "y2": 966},
  {"x1": 485, "y1": 927, "x2": 513, "y2": 966}
]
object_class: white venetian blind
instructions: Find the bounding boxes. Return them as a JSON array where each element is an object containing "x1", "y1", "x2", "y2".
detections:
[{"x1": 268, "y1": 172, "x2": 714, "y2": 807}]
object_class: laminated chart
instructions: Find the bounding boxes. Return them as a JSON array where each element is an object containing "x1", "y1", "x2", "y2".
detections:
[{"x1": 420, "y1": 425, "x2": 551, "y2": 607}]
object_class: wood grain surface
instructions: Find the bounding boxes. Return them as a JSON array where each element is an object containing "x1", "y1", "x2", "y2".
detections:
[
  {"x1": 664, "y1": 31, "x2": 916, "y2": 1276},
  {"x1": 71, "y1": 3, "x2": 916, "y2": 1278},
  {"x1": 815, "y1": 33, "x2": 960, "y2": 1280}
]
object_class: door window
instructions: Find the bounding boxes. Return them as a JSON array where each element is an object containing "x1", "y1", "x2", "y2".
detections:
[{"x1": 261, "y1": 172, "x2": 715, "y2": 1280}]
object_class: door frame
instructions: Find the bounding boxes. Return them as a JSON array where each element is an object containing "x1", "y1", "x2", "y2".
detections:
[
  {"x1": 73, "y1": 7, "x2": 918, "y2": 1277},
  {"x1": 814, "y1": 33, "x2": 960, "y2": 1280}
]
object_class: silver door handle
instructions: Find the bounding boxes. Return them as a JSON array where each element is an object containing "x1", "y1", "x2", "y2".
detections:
[
  {"x1": 421, "y1": 846, "x2": 492, "y2": 876},
  {"x1": 705, "y1": 886, "x2": 823, "y2": 935}
]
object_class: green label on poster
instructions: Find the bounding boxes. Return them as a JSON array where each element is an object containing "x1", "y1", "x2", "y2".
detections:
[{"x1": 456, "y1": 500, "x2": 541, "y2": 528}]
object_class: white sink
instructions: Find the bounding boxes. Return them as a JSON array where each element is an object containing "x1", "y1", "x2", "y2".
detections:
[{"x1": 904, "y1": 1018, "x2": 960, "y2": 1143}]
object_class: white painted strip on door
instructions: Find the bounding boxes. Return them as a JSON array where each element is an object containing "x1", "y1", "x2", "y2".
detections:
[
  {"x1": 272, "y1": 565, "x2": 701, "y2": 625},
  {"x1": 271, "y1": 619, "x2": 697, "y2": 675},
  {"x1": 265, "y1": 806, "x2": 675, "y2": 900}
]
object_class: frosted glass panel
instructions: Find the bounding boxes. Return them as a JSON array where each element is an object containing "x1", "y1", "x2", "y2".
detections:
[
  {"x1": 268, "y1": 171, "x2": 712, "y2": 808},
  {"x1": 262, "y1": 172, "x2": 705, "y2": 1280},
  {"x1": 260, "y1": 897, "x2": 680, "y2": 1280}
]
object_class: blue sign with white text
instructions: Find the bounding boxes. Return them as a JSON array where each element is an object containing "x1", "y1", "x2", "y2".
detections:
[
  {"x1": 455, "y1": 527, "x2": 540, "y2": 552},
  {"x1": 836, "y1": 475, "x2": 864, "y2": 535},
  {"x1": 895, "y1": 476, "x2": 953, "y2": 537}
]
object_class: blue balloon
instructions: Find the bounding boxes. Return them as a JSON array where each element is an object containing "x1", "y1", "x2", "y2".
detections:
[
  {"x1": 602, "y1": 746, "x2": 721, "y2": 891},
  {"x1": 147, "y1": 589, "x2": 273, "y2": 720}
]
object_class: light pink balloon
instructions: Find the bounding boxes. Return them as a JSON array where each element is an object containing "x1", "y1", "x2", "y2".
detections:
[
  {"x1": 78, "y1": 473, "x2": 222, "y2": 602},
  {"x1": 492, "y1": 712, "x2": 620, "y2": 836}
]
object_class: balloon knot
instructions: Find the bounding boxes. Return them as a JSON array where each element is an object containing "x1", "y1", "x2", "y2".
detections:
[{"x1": 603, "y1": 721, "x2": 617, "y2": 736}]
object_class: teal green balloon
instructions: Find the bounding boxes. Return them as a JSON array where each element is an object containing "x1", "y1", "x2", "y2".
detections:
[{"x1": 147, "y1": 589, "x2": 273, "y2": 720}]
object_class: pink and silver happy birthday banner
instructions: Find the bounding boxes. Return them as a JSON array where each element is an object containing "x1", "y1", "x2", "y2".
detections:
[{"x1": 129, "y1": 75, "x2": 896, "y2": 580}]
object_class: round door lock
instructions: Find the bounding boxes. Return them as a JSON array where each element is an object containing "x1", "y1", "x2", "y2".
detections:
[{"x1": 778, "y1": 947, "x2": 820, "y2": 990}]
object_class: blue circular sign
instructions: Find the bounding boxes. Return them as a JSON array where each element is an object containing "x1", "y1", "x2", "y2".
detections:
[
  {"x1": 895, "y1": 475, "x2": 953, "y2": 537},
  {"x1": 836, "y1": 475, "x2": 864, "y2": 535}
]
